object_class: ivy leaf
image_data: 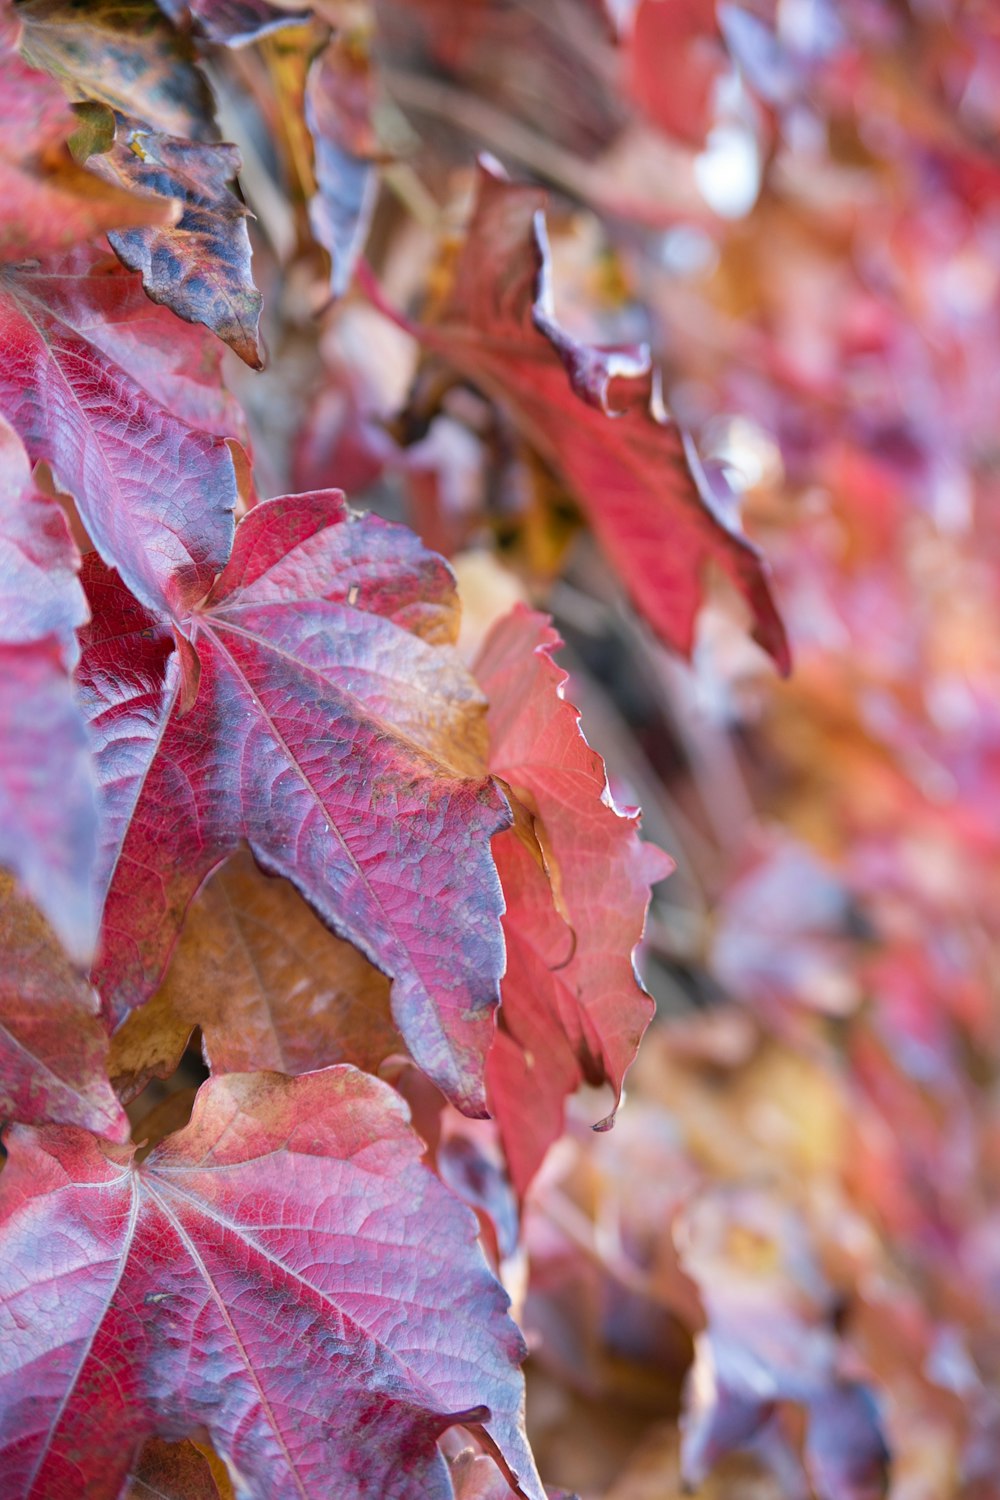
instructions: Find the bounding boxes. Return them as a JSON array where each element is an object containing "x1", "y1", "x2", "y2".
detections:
[
  {"x1": 125, "y1": 1440, "x2": 225, "y2": 1500},
  {"x1": 387, "y1": 158, "x2": 789, "y2": 670},
  {"x1": 18, "y1": 0, "x2": 263, "y2": 364},
  {"x1": 85, "y1": 114, "x2": 264, "y2": 367},
  {"x1": 476, "y1": 607, "x2": 671, "y2": 1194},
  {"x1": 0, "y1": 17, "x2": 177, "y2": 261},
  {"x1": 0, "y1": 415, "x2": 99, "y2": 955},
  {"x1": 0, "y1": 874, "x2": 128, "y2": 1141},
  {"x1": 0, "y1": 247, "x2": 237, "y2": 616},
  {"x1": 0, "y1": 415, "x2": 86, "y2": 664},
  {"x1": 306, "y1": 35, "x2": 379, "y2": 298},
  {"x1": 18, "y1": 0, "x2": 217, "y2": 142},
  {"x1": 109, "y1": 850, "x2": 401, "y2": 1100},
  {"x1": 81, "y1": 493, "x2": 510, "y2": 1115},
  {"x1": 0, "y1": 1067, "x2": 545, "y2": 1500}
]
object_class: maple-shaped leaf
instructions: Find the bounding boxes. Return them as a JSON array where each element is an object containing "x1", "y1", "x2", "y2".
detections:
[
  {"x1": 0, "y1": 414, "x2": 99, "y2": 956},
  {"x1": 0, "y1": 8, "x2": 177, "y2": 260},
  {"x1": 18, "y1": 0, "x2": 217, "y2": 143},
  {"x1": 475, "y1": 607, "x2": 671, "y2": 1194},
  {"x1": 80, "y1": 112, "x2": 264, "y2": 367},
  {"x1": 0, "y1": 1067, "x2": 545, "y2": 1500},
  {"x1": 81, "y1": 492, "x2": 510, "y2": 1115},
  {"x1": 379, "y1": 158, "x2": 788, "y2": 670},
  {"x1": 109, "y1": 850, "x2": 401, "y2": 1099},
  {"x1": 0, "y1": 874, "x2": 128, "y2": 1141},
  {"x1": 0, "y1": 247, "x2": 237, "y2": 616}
]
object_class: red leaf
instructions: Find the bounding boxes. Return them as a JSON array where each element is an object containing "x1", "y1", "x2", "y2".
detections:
[
  {"x1": 377, "y1": 159, "x2": 789, "y2": 670},
  {"x1": 623, "y1": 0, "x2": 727, "y2": 148},
  {"x1": 0, "y1": 248, "x2": 238, "y2": 616},
  {"x1": 476, "y1": 607, "x2": 672, "y2": 1194},
  {"x1": 0, "y1": 1067, "x2": 544, "y2": 1500},
  {"x1": 0, "y1": 416, "x2": 99, "y2": 955},
  {"x1": 81, "y1": 493, "x2": 510, "y2": 1115},
  {"x1": 0, "y1": 875, "x2": 128, "y2": 1141}
]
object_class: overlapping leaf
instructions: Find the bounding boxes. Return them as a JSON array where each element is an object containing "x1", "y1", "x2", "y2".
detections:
[
  {"x1": 18, "y1": 0, "x2": 217, "y2": 141},
  {"x1": 387, "y1": 159, "x2": 788, "y2": 669},
  {"x1": 126, "y1": 1440, "x2": 225, "y2": 1500},
  {"x1": 0, "y1": 4, "x2": 176, "y2": 260},
  {"x1": 109, "y1": 850, "x2": 401, "y2": 1098},
  {"x1": 306, "y1": 34, "x2": 380, "y2": 299},
  {"x1": 0, "y1": 875, "x2": 127, "y2": 1140},
  {"x1": 19, "y1": 0, "x2": 264, "y2": 364},
  {"x1": 0, "y1": 414, "x2": 99, "y2": 955},
  {"x1": 0, "y1": 246, "x2": 237, "y2": 616},
  {"x1": 0, "y1": 1067, "x2": 545, "y2": 1500},
  {"x1": 81, "y1": 492, "x2": 510, "y2": 1114},
  {"x1": 476, "y1": 607, "x2": 671, "y2": 1194},
  {"x1": 87, "y1": 115, "x2": 263, "y2": 367}
]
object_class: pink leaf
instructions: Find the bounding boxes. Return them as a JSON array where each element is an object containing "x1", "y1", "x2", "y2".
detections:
[
  {"x1": 81, "y1": 493, "x2": 510, "y2": 1115},
  {"x1": 0, "y1": 1067, "x2": 544, "y2": 1500},
  {"x1": 477, "y1": 606, "x2": 672, "y2": 1193}
]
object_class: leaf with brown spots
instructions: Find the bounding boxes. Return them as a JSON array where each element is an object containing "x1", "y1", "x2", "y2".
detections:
[
  {"x1": 86, "y1": 113, "x2": 263, "y2": 366},
  {"x1": 18, "y1": 0, "x2": 217, "y2": 142},
  {"x1": 0, "y1": 4, "x2": 176, "y2": 259}
]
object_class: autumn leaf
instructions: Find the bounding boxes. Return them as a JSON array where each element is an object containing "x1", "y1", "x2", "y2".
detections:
[
  {"x1": 623, "y1": 0, "x2": 726, "y2": 148},
  {"x1": 0, "y1": 7, "x2": 177, "y2": 261},
  {"x1": 0, "y1": 415, "x2": 99, "y2": 956},
  {"x1": 125, "y1": 1439, "x2": 226, "y2": 1500},
  {"x1": 81, "y1": 493, "x2": 510, "y2": 1115},
  {"x1": 373, "y1": 158, "x2": 789, "y2": 670},
  {"x1": 18, "y1": 0, "x2": 217, "y2": 142},
  {"x1": 86, "y1": 114, "x2": 264, "y2": 367},
  {"x1": 306, "y1": 33, "x2": 380, "y2": 298},
  {"x1": 0, "y1": 247, "x2": 238, "y2": 616},
  {"x1": 109, "y1": 850, "x2": 401, "y2": 1099},
  {"x1": 18, "y1": 0, "x2": 263, "y2": 364},
  {"x1": 0, "y1": 874, "x2": 127, "y2": 1141},
  {"x1": 476, "y1": 607, "x2": 672, "y2": 1194},
  {"x1": 0, "y1": 1067, "x2": 545, "y2": 1500}
]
